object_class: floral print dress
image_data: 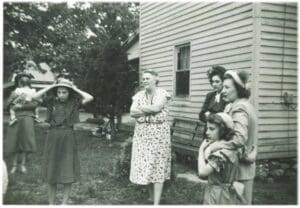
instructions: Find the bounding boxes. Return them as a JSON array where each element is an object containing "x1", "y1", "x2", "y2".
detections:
[{"x1": 130, "y1": 88, "x2": 171, "y2": 185}]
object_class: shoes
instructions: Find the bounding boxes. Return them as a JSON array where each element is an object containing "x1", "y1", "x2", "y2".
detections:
[
  {"x1": 9, "y1": 118, "x2": 18, "y2": 126},
  {"x1": 10, "y1": 166, "x2": 17, "y2": 174},
  {"x1": 20, "y1": 165, "x2": 27, "y2": 174}
]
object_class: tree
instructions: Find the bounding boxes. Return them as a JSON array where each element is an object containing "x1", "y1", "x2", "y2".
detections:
[{"x1": 4, "y1": 2, "x2": 140, "y2": 134}]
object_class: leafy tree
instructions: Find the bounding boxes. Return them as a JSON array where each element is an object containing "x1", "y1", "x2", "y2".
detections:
[{"x1": 3, "y1": 2, "x2": 140, "y2": 134}]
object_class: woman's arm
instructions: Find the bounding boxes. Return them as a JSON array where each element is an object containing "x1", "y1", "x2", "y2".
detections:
[
  {"x1": 138, "y1": 93, "x2": 168, "y2": 114},
  {"x1": 243, "y1": 145, "x2": 257, "y2": 163},
  {"x1": 33, "y1": 84, "x2": 56, "y2": 100},
  {"x1": 72, "y1": 86, "x2": 94, "y2": 105},
  {"x1": 130, "y1": 96, "x2": 146, "y2": 118},
  {"x1": 198, "y1": 140, "x2": 214, "y2": 178}
]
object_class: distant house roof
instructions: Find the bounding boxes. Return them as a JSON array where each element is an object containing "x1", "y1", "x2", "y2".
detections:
[
  {"x1": 123, "y1": 30, "x2": 140, "y2": 61},
  {"x1": 4, "y1": 61, "x2": 56, "y2": 90},
  {"x1": 123, "y1": 30, "x2": 139, "y2": 51}
]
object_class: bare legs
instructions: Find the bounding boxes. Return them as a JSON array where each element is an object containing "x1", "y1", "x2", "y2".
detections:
[
  {"x1": 48, "y1": 184, "x2": 56, "y2": 205},
  {"x1": 10, "y1": 152, "x2": 27, "y2": 173},
  {"x1": 147, "y1": 182, "x2": 164, "y2": 205},
  {"x1": 47, "y1": 183, "x2": 72, "y2": 205},
  {"x1": 62, "y1": 183, "x2": 72, "y2": 204}
]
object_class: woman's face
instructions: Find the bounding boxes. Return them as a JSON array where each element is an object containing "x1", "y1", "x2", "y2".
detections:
[
  {"x1": 222, "y1": 78, "x2": 238, "y2": 103},
  {"x1": 142, "y1": 72, "x2": 156, "y2": 90},
  {"x1": 57, "y1": 87, "x2": 70, "y2": 102},
  {"x1": 206, "y1": 122, "x2": 220, "y2": 141},
  {"x1": 211, "y1": 75, "x2": 223, "y2": 92}
]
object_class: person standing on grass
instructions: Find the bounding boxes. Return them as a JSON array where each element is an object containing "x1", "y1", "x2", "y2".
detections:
[
  {"x1": 129, "y1": 70, "x2": 171, "y2": 205},
  {"x1": 4, "y1": 72, "x2": 39, "y2": 174},
  {"x1": 198, "y1": 113, "x2": 244, "y2": 204},
  {"x1": 33, "y1": 78, "x2": 93, "y2": 205},
  {"x1": 204, "y1": 70, "x2": 258, "y2": 204}
]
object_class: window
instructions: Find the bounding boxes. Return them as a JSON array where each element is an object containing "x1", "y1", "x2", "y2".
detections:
[{"x1": 175, "y1": 44, "x2": 190, "y2": 97}]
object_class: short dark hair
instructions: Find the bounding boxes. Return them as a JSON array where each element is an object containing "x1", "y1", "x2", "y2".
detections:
[
  {"x1": 207, "y1": 65, "x2": 227, "y2": 84},
  {"x1": 206, "y1": 113, "x2": 234, "y2": 141},
  {"x1": 224, "y1": 71, "x2": 251, "y2": 99},
  {"x1": 18, "y1": 76, "x2": 31, "y2": 87}
]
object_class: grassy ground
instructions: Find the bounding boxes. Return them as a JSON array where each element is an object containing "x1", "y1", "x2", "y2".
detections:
[{"x1": 3, "y1": 128, "x2": 297, "y2": 205}]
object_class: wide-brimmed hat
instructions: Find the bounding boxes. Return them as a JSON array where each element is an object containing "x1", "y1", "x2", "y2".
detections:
[
  {"x1": 52, "y1": 78, "x2": 74, "y2": 90},
  {"x1": 14, "y1": 72, "x2": 34, "y2": 86}
]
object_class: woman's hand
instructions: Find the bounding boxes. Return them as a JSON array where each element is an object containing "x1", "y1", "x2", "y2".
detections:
[
  {"x1": 200, "y1": 139, "x2": 211, "y2": 151},
  {"x1": 205, "y1": 111, "x2": 210, "y2": 119}
]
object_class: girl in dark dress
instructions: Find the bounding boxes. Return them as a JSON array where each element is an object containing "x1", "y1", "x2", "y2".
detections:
[
  {"x1": 5, "y1": 73, "x2": 38, "y2": 174},
  {"x1": 34, "y1": 78, "x2": 93, "y2": 204}
]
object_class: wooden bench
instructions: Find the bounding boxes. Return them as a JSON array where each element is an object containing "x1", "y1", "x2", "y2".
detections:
[{"x1": 171, "y1": 118, "x2": 205, "y2": 158}]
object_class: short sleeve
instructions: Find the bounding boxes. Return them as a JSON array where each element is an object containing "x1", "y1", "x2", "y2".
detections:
[
  {"x1": 159, "y1": 88, "x2": 171, "y2": 101},
  {"x1": 132, "y1": 91, "x2": 143, "y2": 102},
  {"x1": 207, "y1": 154, "x2": 225, "y2": 172}
]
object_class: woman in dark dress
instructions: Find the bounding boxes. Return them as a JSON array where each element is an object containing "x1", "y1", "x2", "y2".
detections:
[
  {"x1": 34, "y1": 78, "x2": 93, "y2": 204},
  {"x1": 4, "y1": 73, "x2": 38, "y2": 174},
  {"x1": 199, "y1": 66, "x2": 227, "y2": 123}
]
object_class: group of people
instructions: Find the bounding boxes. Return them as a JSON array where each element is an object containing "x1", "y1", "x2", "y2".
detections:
[
  {"x1": 4, "y1": 72, "x2": 93, "y2": 204},
  {"x1": 129, "y1": 66, "x2": 257, "y2": 205},
  {"x1": 3, "y1": 65, "x2": 257, "y2": 205}
]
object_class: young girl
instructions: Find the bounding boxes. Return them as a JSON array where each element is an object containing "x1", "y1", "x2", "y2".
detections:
[
  {"x1": 34, "y1": 78, "x2": 93, "y2": 205},
  {"x1": 9, "y1": 73, "x2": 40, "y2": 125},
  {"x1": 198, "y1": 113, "x2": 244, "y2": 204}
]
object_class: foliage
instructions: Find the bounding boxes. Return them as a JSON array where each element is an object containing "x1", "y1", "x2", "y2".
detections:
[{"x1": 4, "y1": 2, "x2": 139, "y2": 126}]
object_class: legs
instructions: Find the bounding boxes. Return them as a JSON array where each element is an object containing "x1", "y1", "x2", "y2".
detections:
[
  {"x1": 9, "y1": 108, "x2": 18, "y2": 125},
  {"x1": 47, "y1": 183, "x2": 57, "y2": 205},
  {"x1": 147, "y1": 183, "x2": 164, "y2": 205},
  {"x1": 153, "y1": 182, "x2": 164, "y2": 205},
  {"x1": 240, "y1": 179, "x2": 254, "y2": 204},
  {"x1": 62, "y1": 183, "x2": 72, "y2": 204},
  {"x1": 47, "y1": 183, "x2": 72, "y2": 205},
  {"x1": 20, "y1": 152, "x2": 27, "y2": 173},
  {"x1": 10, "y1": 154, "x2": 18, "y2": 174}
]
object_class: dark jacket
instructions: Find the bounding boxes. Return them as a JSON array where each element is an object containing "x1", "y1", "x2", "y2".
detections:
[{"x1": 199, "y1": 91, "x2": 226, "y2": 122}]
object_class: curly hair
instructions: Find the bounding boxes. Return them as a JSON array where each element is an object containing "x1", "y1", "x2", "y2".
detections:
[
  {"x1": 206, "y1": 113, "x2": 234, "y2": 141},
  {"x1": 207, "y1": 65, "x2": 227, "y2": 84}
]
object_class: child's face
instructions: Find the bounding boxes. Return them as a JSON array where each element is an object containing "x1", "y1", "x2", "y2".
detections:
[
  {"x1": 57, "y1": 87, "x2": 70, "y2": 102},
  {"x1": 206, "y1": 122, "x2": 220, "y2": 141}
]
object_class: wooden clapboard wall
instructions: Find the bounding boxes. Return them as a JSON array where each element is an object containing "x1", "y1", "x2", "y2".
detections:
[
  {"x1": 257, "y1": 2, "x2": 297, "y2": 159},
  {"x1": 139, "y1": 2, "x2": 297, "y2": 159}
]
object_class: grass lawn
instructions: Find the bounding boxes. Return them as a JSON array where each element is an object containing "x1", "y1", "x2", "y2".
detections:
[{"x1": 3, "y1": 128, "x2": 297, "y2": 205}]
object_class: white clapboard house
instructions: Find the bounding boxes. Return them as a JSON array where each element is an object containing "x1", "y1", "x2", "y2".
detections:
[{"x1": 135, "y1": 1, "x2": 297, "y2": 159}]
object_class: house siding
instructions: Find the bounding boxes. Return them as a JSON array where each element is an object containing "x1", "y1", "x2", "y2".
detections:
[
  {"x1": 257, "y1": 2, "x2": 297, "y2": 158},
  {"x1": 139, "y1": 2, "x2": 297, "y2": 159}
]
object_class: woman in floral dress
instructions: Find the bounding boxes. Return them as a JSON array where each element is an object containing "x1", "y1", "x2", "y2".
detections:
[{"x1": 130, "y1": 70, "x2": 171, "y2": 205}]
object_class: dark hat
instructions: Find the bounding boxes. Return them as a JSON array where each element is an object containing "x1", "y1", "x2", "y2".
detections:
[{"x1": 14, "y1": 72, "x2": 34, "y2": 85}]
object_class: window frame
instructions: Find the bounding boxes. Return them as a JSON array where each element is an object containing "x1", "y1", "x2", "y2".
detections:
[{"x1": 173, "y1": 42, "x2": 191, "y2": 101}]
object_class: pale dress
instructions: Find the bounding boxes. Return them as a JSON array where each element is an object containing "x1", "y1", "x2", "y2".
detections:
[{"x1": 130, "y1": 88, "x2": 171, "y2": 185}]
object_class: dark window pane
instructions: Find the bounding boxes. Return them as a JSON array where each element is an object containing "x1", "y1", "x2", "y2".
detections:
[{"x1": 176, "y1": 71, "x2": 190, "y2": 96}]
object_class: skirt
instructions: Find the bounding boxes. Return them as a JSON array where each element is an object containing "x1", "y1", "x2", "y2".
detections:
[
  {"x1": 42, "y1": 127, "x2": 80, "y2": 184},
  {"x1": 4, "y1": 115, "x2": 36, "y2": 156}
]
